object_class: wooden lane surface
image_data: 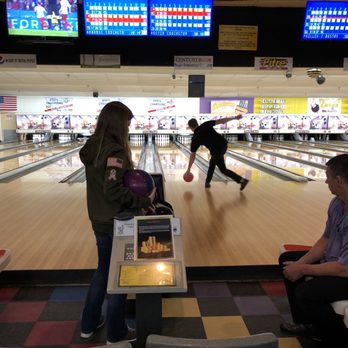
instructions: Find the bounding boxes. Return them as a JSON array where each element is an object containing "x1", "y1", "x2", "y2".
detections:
[
  {"x1": 0, "y1": 178, "x2": 332, "y2": 270},
  {"x1": 171, "y1": 180, "x2": 330, "y2": 266}
]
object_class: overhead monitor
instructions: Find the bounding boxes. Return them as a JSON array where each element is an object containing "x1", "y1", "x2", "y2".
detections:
[
  {"x1": 6, "y1": 0, "x2": 78, "y2": 37},
  {"x1": 149, "y1": 0, "x2": 212, "y2": 37},
  {"x1": 83, "y1": 0, "x2": 148, "y2": 36},
  {"x1": 302, "y1": 1, "x2": 348, "y2": 40}
]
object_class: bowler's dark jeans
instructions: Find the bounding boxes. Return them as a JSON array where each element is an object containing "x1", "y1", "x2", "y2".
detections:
[
  {"x1": 81, "y1": 232, "x2": 127, "y2": 342},
  {"x1": 206, "y1": 144, "x2": 242, "y2": 184}
]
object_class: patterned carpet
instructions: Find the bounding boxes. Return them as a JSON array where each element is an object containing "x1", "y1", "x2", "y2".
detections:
[{"x1": 0, "y1": 280, "x2": 324, "y2": 348}]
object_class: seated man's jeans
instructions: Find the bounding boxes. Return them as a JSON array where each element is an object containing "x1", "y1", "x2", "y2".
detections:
[{"x1": 279, "y1": 251, "x2": 348, "y2": 344}]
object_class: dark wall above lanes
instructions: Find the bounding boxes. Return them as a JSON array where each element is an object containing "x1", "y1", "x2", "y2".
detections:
[{"x1": 0, "y1": 4, "x2": 347, "y2": 68}]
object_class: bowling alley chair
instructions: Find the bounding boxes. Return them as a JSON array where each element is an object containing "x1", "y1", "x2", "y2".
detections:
[
  {"x1": 0, "y1": 249, "x2": 11, "y2": 272},
  {"x1": 145, "y1": 333, "x2": 278, "y2": 348},
  {"x1": 279, "y1": 244, "x2": 348, "y2": 329},
  {"x1": 98, "y1": 334, "x2": 278, "y2": 348},
  {"x1": 331, "y1": 300, "x2": 348, "y2": 328},
  {"x1": 95, "y1": 342, "x2": 131, "y2": 348}
]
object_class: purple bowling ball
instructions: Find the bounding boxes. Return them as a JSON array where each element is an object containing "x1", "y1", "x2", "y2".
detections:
[{"x1": 123, "y1": 169, "x2": 155, "y2": 197}]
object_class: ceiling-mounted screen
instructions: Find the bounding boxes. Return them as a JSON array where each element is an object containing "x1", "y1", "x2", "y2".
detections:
[
  {"x1": 149, "y1": 0, "x2": 212, "y2": 37},
  {"x1": 302, "y1": 1, "x2": 348, "y2": 40},
  {"x1": 83, "y1": 0, "x2": 148, "y2": 36},
  {"x1": 6, "y1": 0, "x2": 78, "y2": 37}
]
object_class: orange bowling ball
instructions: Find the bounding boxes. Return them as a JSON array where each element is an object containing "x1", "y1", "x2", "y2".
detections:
[{"x1": 183, "y1": 172, "x2": 194, "y2": 182}]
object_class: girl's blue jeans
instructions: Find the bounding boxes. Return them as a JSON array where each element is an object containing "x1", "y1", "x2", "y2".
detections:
[{"x1": 81, "y1": 232, "x2": 128, "y2": 342}]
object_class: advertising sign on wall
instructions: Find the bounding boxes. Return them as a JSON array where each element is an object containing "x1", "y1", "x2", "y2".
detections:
[
  {"x1": 307, "y1": 98, "x2": 341, "y2": 114},
  {"x1": 254, "y1": 98, "x2": 307, "y2": 114},
  {"x1": 254, "y1": 57, "x2": 293, "y2": 71}
]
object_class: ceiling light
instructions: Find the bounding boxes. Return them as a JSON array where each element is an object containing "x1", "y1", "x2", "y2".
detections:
[
  {"x1": 316, "y1": 75, "x2": 326, "y2": 85},
  {"x1": 307, "y1": 68, "x2": 322, "y2": 78},
  {"x1": 307, "y1": 68, "x2": 326, "y2": 85}
]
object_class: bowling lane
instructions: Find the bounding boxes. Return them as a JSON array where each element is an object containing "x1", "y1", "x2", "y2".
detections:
[
  {"x1": 322, "y1": 140, "x2": 348, "y2": 148},
  {"x1": 177, "y1": 138, "x2": 316, "y2": 181},
  {"x1": 156, "y1": 143, "x2": 275, "y2": 183},
  {"x1": 0, "y1": 142, "x2": 82, "y2": 175},
  {"x1": 247, "y1": 140, "x2": 342, "y2": 157},
  {"x1": 10, "y1": 138, "x2": 330, "y2": 184},
  {"x1": 276, "y1": 140, "x2": 348, "y2": 153},
  {"x1": 9, "y1": 143, "x2": 145, "y2": 183},
  {"x1": 228, "y1": 142, "x2": 326, "y2": 180},
  {"x1": 0, "y1": 138, "x2": 34, "y2": 147},
  {"x1": 196, "y1": 147, "x2": 273, "y2": 182},
  {"x1": 0, "y1": 140, "x2": 58, "y2": 159},
  {"x1": 132, "y1": 146, "x2": 144, "y2": 167},
  {"x1": 14, "y1": 151, "x2": 84, "y2": 182},
  {"x1": 0, "y1": 140, "x2": 22, "y2": 150},
  {"x1": 240, "y1": 141, "x2": 334, "y2": 166},
  {"x1": 155, "y1": 144, "x2": 191, "y2": 182}
]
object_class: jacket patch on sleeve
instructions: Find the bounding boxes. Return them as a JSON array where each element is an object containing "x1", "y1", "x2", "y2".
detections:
[
  {"x1": 107, "y1": 157, "x2": 123, "y2": 168},
  {"x1": 108, "y1": 169, "x2": 117, "y2": 181}
]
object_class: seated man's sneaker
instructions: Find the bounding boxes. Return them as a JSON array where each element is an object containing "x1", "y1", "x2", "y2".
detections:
[
  {"x1": 280, "y1": 321, "x2": 310, "y2": 334},
  {"x1": 107, "y1": 327, "x2": 136, "y2": 345}
]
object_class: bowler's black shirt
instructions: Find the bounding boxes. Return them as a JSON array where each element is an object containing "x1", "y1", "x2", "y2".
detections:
[{"x1": 190, "y1": 121, "x2": 227, "y2": 154}]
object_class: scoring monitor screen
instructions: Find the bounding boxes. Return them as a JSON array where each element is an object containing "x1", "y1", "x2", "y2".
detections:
[
  {"x1": 149, "y1": 0, "x2": 212, "y2": 37},
  {"x1": 83, "y1": 0, "x2": 148, "y2": 36},
  {"x1": 302, "y1": 1, "x2": 348, "y2": 40}
]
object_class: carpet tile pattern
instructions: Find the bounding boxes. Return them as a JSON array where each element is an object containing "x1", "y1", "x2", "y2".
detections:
[{"x1": 0, "y1": 280, "x2": 324, "y2": 348}]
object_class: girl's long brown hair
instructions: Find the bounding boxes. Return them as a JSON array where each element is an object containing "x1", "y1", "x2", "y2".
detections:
[{"x1": 93, "y1": 101, "x2": 133, "y2": 168}]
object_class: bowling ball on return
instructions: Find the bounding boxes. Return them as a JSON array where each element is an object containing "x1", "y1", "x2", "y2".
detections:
[
  {"x1": 123, "y1": 169, "x2": 155, "y2": 197},
  {"x1": 183, "y1": 172, "x2": 194, "y2": 182}
]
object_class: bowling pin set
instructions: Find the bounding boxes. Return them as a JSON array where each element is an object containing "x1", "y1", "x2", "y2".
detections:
[
  {"x1": 129, "y1": 134, "x2": 146, "y2": 147},
  {"x1": 32, "y1": 133, "x2": 52, "y2": 142},
  {"x1": 59, "y1": 134, "x2": 72, "y2": 142},
  {"x1": 176, "y1": 135, "x2": 191, "y2": 145},
  {"x1": 129, "y1": 134, "x2": 172, "y2": 147},
  {"x1": 301, "y1": 134, "x2": 329, "y2": 141},
  {"x1": 223, "y1": 134, "x2": 239, "y2": 142},
  {"x1": 33, "y1": 134, "x2": 46, "y2": 142},
  {"x1": 154, "y1": 134, "x2": 171, "y2": 146}
]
